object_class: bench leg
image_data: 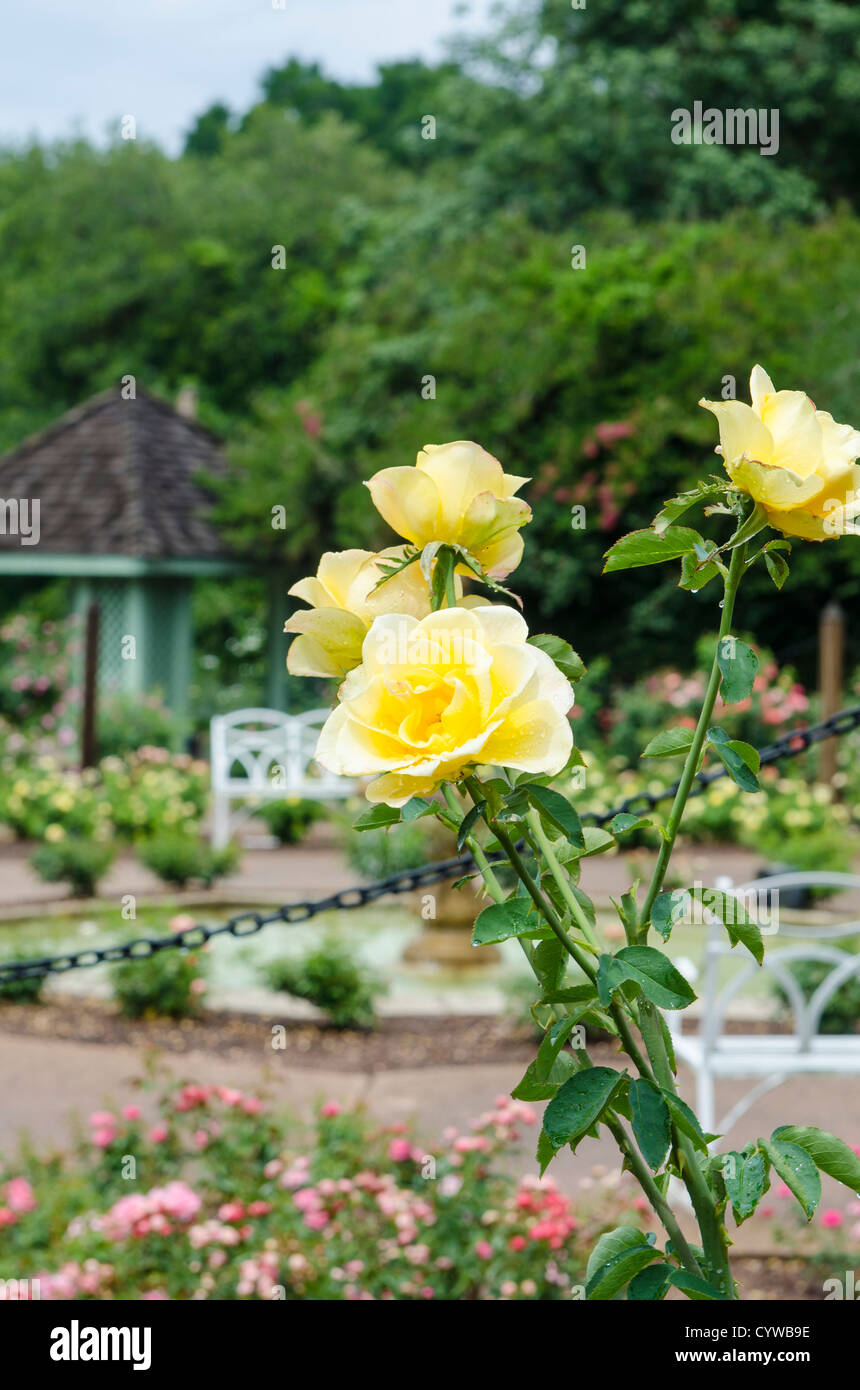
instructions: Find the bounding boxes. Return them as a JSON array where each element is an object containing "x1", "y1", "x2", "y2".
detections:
[
  {"x1": 211, "y1": 795, "x2": 230, "y2": 850},
  {"x1": 697, "y1": 1067, "x2": 715, "y2": 1136}
]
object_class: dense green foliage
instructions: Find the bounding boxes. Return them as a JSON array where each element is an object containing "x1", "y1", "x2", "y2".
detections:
[
  {"x1": 264, "y1": 939, "x2": 383, "y2": 1029},
  {"x1": 1, "y1": 0, "x2": 858, "y2": 685},
  {"x1": 29, "y1": 837, "x2": 116, "y2": 898},
  {"x1": 137, "y1": 834, "x2": 239, "y2": 889},
  {"x1": 111, "y1": 948, "x2": 206, "y2": 1020}
]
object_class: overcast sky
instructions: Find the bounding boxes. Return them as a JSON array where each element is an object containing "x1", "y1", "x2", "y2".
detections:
[{"x1": 0, "y1": 0, "x2": 495, "y2": 154}]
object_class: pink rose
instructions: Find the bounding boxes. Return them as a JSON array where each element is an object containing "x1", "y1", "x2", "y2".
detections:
[
  {"x1": 820, "y1": 1209, "x2": 844, "y2": 1229},
  {"x1": 4, "y1": 1178, "x2": 36, "y2": 1213}
]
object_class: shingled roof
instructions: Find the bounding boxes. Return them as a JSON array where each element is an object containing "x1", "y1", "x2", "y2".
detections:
[{"x1": 0, "y1": 388, "x2": 234, "y2": 560}]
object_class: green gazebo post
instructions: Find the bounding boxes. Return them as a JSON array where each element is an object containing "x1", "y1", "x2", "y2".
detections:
[{"x1": 0, "y1": 387, "x2": 288, "y2": 746}]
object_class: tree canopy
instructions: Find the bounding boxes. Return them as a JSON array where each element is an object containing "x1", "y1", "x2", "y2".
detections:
[{"x1": 1, "y1": 0, "x2": 858, "y2": 688}]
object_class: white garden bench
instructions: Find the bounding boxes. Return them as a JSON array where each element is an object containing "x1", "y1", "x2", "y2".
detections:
[
  {"x1": 667, "y1": 871, "x2": 860, "y2": 1145},
  {"x1": 209, "y1": 707, "x2": 357, "y2": 848}
]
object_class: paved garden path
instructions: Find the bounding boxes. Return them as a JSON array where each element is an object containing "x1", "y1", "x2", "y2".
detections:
[{"x1": 0, "y1": 831, "x2": 766, "y2": 917}]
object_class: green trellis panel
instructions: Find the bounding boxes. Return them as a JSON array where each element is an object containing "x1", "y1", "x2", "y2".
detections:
[{"x1": 68, "y1": 576, "x2": 192, "y2": 743}]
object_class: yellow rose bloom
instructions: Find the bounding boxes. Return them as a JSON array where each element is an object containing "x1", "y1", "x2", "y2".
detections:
[
  {"x1": 314, "y1": 606, "x2": 574, "y2": 806},
  {"x1": 284, "y1": 547, "x2": 433, "y2": 679},
  {"x1": 700, "y1": 365, "x2": 860, "y2": 541},
  {"x1": 365, "y1": 441, "x2": 531, "y2": 578}
]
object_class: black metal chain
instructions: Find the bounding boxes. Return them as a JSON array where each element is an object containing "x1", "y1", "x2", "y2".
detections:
[
  {"x1": 2, "y1": 702, "x2": 859, "y2": 985},
  {"x1": 583, "y1": 700, "x2": 860, "y2": 825}
]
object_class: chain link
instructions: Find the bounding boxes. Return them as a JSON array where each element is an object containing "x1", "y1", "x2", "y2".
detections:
[{"x1": 2, "y1": 703, "x2": 858, "y2": 985}]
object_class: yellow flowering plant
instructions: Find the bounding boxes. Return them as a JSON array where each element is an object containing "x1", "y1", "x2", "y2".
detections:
[{"x1": 284, "y1": 373, "x2": 860, "y2": 1301}]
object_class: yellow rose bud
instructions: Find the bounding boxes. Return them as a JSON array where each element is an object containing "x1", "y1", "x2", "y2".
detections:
[
  {"x1": 365, "y1": 441, "x2": 531, "y2": 577},
  {"x1": 700, "y1": 365, "x2": 860, "y2": 541},
  {"x1": 314, "y1": 606, "x2": 573, "y2": 806},
  {"x1": 284, "y1": 547, "x2": 433, "y2": 679}
]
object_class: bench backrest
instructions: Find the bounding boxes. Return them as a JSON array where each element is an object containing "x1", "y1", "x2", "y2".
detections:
[
  {"x1": 210, "y1": 707, "x2": 355, "y2": 798},
  {"x1": 698, "y1": 872, "x2": 860, "y2": 1053}
]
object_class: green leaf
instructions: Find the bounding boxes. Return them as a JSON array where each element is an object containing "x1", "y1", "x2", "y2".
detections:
[
  {"x1": 586, "y1": 1241, "x2": 660, "y2": 1300},
  {"x1": 771, "y1": 1126, "x2": 860, "y2": 1197},
  {"x1": 679, "y1": 542, "x2": 725, "y2": 593},
  {"x1": 511, "y1": 1049, "x2": 577, "y2": 1101},
  {"x1": 764, "y1": 549, "x2": 790, "y2": 589},
  {"x1": 576, "y1": 826, "x2": 616, "y2": 858},
  {"x1": 543, "y1": 1067, "x2": 627, "y2": 1150},
  {"x1": 526, "y1": 785, "x2": 584, "y2": 848},
  {"x1": 725, "y1": 501, "x2": 768, "y2": 550},
  {"x1": 659, "y1": 1012, "x2": 678, "y2": 1076},
  {"x1": 629, "y1": 1078, "x2": 672, "y2": 1171},
  {"x1": 539, "y1": 984, "x2": 597, "y2": 1007},
  {"x1": 585, "y1": 1225, "x2": 650, "y2": 1284},
  {"x1": 400, "y1": 797, "x2": 435, "y2": 822},
  {"x1": 668, "y1": 1269, "x2": 730, "y2": 1301},
  {"x1": 536, "y1": 1127, "x2": 560, "y2": 1177},
  {"x1": 527, "y1": 633, "x2": 587, "y2": 683},
  {"x1": 456, "y1": 801, "x2": 485, "y2": 852},
  {"x1": 597, "y1": 946, "x2": 697, "y2": 1011},
  {"x1": 353, "y1": 804, "x2": 400, "y2": 831},
  {"x1": 641, "y1": 728, "x2": 695, "y2": 759},
  {"x1": 603, "y1": 525, "x2": 702, "y2": 573},
  {"x1": 472, "y1": 900, "x2": 544, "y2": 946},
  {"x1": 720, "y1": 1151, "x2": 768, "y2": 1224},
  {"x1": 692, "y1": 885, "x2": 764, "y2": 965},
  {"x1": 651, "y1": 889, "x2": 690, "y2": 941},
  {"x1": 706, "y1": 727, "x2": 761, "y2": 792},
  {"x1": 628, "y1": 1263, "x2": 671, "y2": 1300},
  {"x1": 663, "y1": 1092, "x2": 718, "y2": 1151},
  {"x1": 760, "y1": 1138, "x2": 821, "y2": 1220},
  {"x1": 535, "y1": 1016, "x2": 580, "y2": 1081},
  {"x1": 531, "y1": 937, "x2": 567, "y2": 993},
  {"x1": 609, "y1": 813, "x2": 652, "y2": 836},
  {"x1": 496, "y1": 786, "x2": 530, "y2": 821},
  {"x1": 717, "y1": 637, "x2": 759, "y2": 704},
  {"x1": 653, "y1": 482, "x2": 729, "y2": 533}
]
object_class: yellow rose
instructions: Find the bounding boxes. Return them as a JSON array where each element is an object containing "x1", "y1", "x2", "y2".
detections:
[
  {"x1": 284, "y1": 547, "x2": 433, "y2": 679},
  {"x1": 700, "y1": 365, "x2": 860, "y2": 541},
  {"x1": 314, "y1": 606, "x2": 573, "y2": 806},
  {"x1": 365, "y1": 441, "x2": 531, "y2": 578}
]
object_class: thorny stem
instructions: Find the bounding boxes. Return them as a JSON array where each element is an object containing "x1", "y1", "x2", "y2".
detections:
[
  {"x1": 444, "y1": 786, "x2": 704, "y2": 1276},
  {"x1": 638, "y1": 1001, "x2": 733, "y2": 1295},
  {"x1": 638, "y1": 543, "x2": 746, "y2": 937},
  {"x1": 524, "y1": 808, "x2": 601, "y2": 952},
  {"x1": 452, "y1": 535, "x2": 750, "y2": 1300},
  {"x1": 602, "y1": 1113, "x2": 704, "y2": 1281},
  {"x1": 462, "y1": 782, "x2": 658, "y2": 1091},
  {"x1": 519, "y1": 807, "x2": 656, "y2": 1084}
]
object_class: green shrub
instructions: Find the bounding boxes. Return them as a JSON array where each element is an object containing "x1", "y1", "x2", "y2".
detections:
[
  {"x1": 756, "y1": 826, "x2": 853, "y2": 879},
  {"x1": 96, "y1": 692, "x2": 187, "y2": 759},
  {"x1": 111, "y1": 948, "x2": 205, "y2": 1020},
  {"x1": 29, "y1": 838, "x2": 115, "y2": 897},
  {"x1": 264, "y1": 938, "x2": 383, "y2": 1029},
  {"x1": 343, "y1": 816, "x2": 435, "y2": 880},
  {"x1": 138, "y1": 835, "x2": 239, "y2": 888},
  {"x1": 773, "y1": 943, "x2": 860, "y2": 1036},
  {"x1": 258, "y1": 797, "x2": 322, "y2": 844},
  {"x1": 0, "y1": 950, "x2": 46, "y2": 1004}
]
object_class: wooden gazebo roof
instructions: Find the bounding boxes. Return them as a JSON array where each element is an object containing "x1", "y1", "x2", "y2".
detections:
[{"x1": 0, "y1": 388, "x2": 241, "y2": 575}]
